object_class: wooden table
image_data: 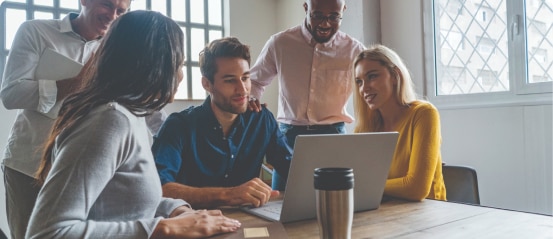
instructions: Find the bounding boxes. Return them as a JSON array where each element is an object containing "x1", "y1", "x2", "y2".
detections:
[{"x1": 222, "y1": 199, "x2": 553, "y2": 238}]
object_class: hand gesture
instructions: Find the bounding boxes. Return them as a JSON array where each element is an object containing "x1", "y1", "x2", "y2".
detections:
[{"x1": 247, "y1": 97, "x2": 267, "y2": 113}]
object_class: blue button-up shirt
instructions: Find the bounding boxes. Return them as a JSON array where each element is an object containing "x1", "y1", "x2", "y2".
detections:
[{"x1": 153, "y1": 97, "x2": 292, "y2": 190}]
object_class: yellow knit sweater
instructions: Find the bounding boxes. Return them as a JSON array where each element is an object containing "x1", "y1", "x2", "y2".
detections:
[{"x1": 384, "y1": 101, "x2": 446, "y2": 201}]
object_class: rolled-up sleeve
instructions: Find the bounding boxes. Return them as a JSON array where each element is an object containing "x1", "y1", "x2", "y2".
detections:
[
  {"x1": 250, "y1": 36, "x2": 278, "y2": 99},
  {"x1": 152, "y1": 114, "x2": 186, "y2": 185}
]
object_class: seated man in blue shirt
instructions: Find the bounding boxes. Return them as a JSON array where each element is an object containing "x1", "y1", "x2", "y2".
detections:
[{"x1": 153, "y1": 37, "x2": 292, "y2": 209}]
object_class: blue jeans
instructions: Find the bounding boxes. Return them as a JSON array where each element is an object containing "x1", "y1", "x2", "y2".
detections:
[{"x1": 278, "y1": 122, "x2": 346, "y2": 149}]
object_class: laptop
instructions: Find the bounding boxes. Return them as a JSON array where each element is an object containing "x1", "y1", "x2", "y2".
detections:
[{"x1": 241, "y1": 132, "x2": 399, "y2": 223}]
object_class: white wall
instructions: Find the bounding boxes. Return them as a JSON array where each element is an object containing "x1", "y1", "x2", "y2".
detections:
[{"x1": 380, "y1": 0, "x2": 553, "y2": 215}]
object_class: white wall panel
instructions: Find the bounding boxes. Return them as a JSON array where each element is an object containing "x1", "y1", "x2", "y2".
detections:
[{"x1": 523, "y1": 105, "x2": 553, "y2": 214}]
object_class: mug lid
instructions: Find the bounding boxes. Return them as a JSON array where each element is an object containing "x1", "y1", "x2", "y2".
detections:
[{"x1": 313, "y1": 167, "x2": 354, "y2": 190}]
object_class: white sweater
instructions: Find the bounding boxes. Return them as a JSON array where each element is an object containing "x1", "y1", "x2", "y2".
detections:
[{"x1": 26, "y1": 102, "x2": 188, "y2": 239}]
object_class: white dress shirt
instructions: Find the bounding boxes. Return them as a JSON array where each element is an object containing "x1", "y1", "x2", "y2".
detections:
[
  {"x1": 1, "y1": 14, "x2": 168, "y2": 177},
  {"x1": 250, "y1": 20, "x2": 365, "y2": 126},
  {"x1": 1, "y1": 13, "x2": 100, "y2": 177}
]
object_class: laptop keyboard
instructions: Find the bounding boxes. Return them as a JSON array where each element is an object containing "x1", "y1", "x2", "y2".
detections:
[
  {"x1": 257, "y1": 203, "x2": 282, "y2": 215},
  {"x1": 242, "y1": 200, "x2": 282, "y2": 221}
]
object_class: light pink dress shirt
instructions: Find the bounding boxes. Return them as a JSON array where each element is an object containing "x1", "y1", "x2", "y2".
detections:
[{"x1": 250, "y1": 21, "x2": 364, "y2": 126}]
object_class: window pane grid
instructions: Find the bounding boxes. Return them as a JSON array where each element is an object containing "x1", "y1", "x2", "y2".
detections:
[
  {"x1": 435, "y1": 0, "x2": 509, "y2": 95},
  {"x1": 526, "y1": 0, "x2": 553, "y2": 84},
  {"x1": 0, "y1": 0, "x2": 223, "y2": 100},
  {"x1": 430, "y1": 0, "x2": 552, "y2": 100}
]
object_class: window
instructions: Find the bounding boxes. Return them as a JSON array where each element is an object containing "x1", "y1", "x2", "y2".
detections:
[
  {"x1": 531, "y1": 47, "x2": 547, "y2": 63},
  {"x1": 442, "y1": 31, "x2": 465, "y2": 51},
  {"x1": 0, "y1": 0, "x2": 224, "y2": 100},
  {"x1": 438, "y1": 66, "x2": 467, "y2": 95},
  {"x1": 477, "y1": 69, "x2": 499, "y2": 87},
  {"x1": 529, "y1": 19, "x2": 547, "y2": 34},
  {"x1": 425, "y1": 0, "x2": 552, "y2": 107},
  {"x1": 478, "y1": 5, "x2": 494, "y2": 23},
  {"x1": 445, "y1": 0, "x2": 464, "y2": 15},
  {"x1": 476, "y1": 37, "x2": 496, "y2": 55}
]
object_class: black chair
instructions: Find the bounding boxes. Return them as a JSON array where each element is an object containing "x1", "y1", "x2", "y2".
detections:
[
  {"x1": 0, "y1": 227, "x2": 7, "y2": 239},
  {"x1": 442, "y1": 164, "x2": 481, "y2": 205}
]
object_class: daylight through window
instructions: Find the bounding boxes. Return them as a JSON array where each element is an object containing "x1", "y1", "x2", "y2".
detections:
[{"x1": 0, "y1": 0, "x2": 224, "y2": 100}]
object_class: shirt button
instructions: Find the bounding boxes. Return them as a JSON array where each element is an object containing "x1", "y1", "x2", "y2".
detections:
[
  {"x1": 225, "y1": 174, "x2": 229, "y2": 178},
  {"x1": 231, "y1": 155, "x2": 234, "y2": 159}
]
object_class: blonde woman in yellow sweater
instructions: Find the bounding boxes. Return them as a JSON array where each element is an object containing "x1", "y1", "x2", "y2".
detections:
[{"x1": 352, "y1": 44, "x2": 446, "y2": 201}]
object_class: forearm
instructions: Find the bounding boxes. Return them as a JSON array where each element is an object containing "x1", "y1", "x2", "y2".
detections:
[
  {"x1": 250, "y1": 80, "x2": 266, "y2": 99},
  {"x1": 384, "y1": 104, "x2": 442, "y2": 201},
  {"x1": 385, "y1": 148, "x2": 437, "y2": 201},
  {"x1": 0, "y1": 79, "x2": 40, "y2": 110},
  {"x1": 162, "y1": 182, "x2": 229, "y2": 209},
  {"x1": 384, "y1": 142, "x2": 438, "y2": 201},
  {"x1": 384, "y1": 177, "x2": 431, "y2": 201}
]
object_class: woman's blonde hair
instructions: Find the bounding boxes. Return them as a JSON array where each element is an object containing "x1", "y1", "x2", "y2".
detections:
[{"x1": 352, "y1": 44, "x2": 418, "y2": 133}]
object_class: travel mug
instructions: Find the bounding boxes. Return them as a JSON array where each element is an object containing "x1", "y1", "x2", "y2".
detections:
[{"x1": 314, "y1": 167, "x2": 354, "y2": 239}]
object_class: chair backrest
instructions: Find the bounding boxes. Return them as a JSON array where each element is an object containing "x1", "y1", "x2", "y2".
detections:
[
  {"x1": 0, "y1": 227, "x2": 7, "y2": 239},
  {"x1": 442, "y1": 164, "x2": 481, "y2": 205}
]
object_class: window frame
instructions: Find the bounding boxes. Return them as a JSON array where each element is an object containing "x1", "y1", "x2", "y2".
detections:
[
  {"x1": 423, "y1": 0, "x2": 552, "y2": 109},
  {"x1": 1, "y1": 1, "x2": 80, "y2": 80},
  {"x1": 0, "y1": 0, "x2": 225, "y2": 101}
]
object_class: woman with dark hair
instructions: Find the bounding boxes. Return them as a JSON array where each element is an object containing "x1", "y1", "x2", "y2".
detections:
[{"x1": 26, "y1": 10, "x2": 240, "y2": 239}]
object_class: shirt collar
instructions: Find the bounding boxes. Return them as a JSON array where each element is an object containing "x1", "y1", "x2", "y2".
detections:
[
  {"x1": 201, "y1": 96, "x2": 246, "y2": 129},
  {"x1": 300, "y1": 19, "x2": 338, "y2": 48},
  {"x1": 60, "y1": 12, "x2": 103, "y2": 41},
  {"x1": 60, "y1": 13, "x2": 79, "y2": 34}
]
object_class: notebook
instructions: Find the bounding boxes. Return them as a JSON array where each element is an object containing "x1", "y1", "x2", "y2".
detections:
[
  {"x1": 241, "y1": 132, "x2": 399, "y2": 223},
  {"x1": 208, "y1": 220, "x2": 288, "y2": 239},
  {"x1": 34, "y1": 48, "x2": 83, "y2": 119}
]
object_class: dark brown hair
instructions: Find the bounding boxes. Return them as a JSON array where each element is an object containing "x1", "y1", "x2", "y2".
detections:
[
  {"x1": 199, "y1": 37, "x2": 251, "y2": 83},
  {"x1": 36, "y1": 10, "x2": 184, "y2": 183}
]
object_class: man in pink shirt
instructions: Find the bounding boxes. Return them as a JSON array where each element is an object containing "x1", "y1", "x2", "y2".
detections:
[{"x1": 249, "y1": 0, "x2": 364, "y2": 149}]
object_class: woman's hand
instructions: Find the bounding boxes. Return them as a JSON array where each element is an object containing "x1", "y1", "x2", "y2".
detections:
[
  {"x1": 168, "y1": 205, "x2": 194, "y2": 218},
  {"x1": 152, "y1": 209, "x2": 241, "y2": 238}
]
